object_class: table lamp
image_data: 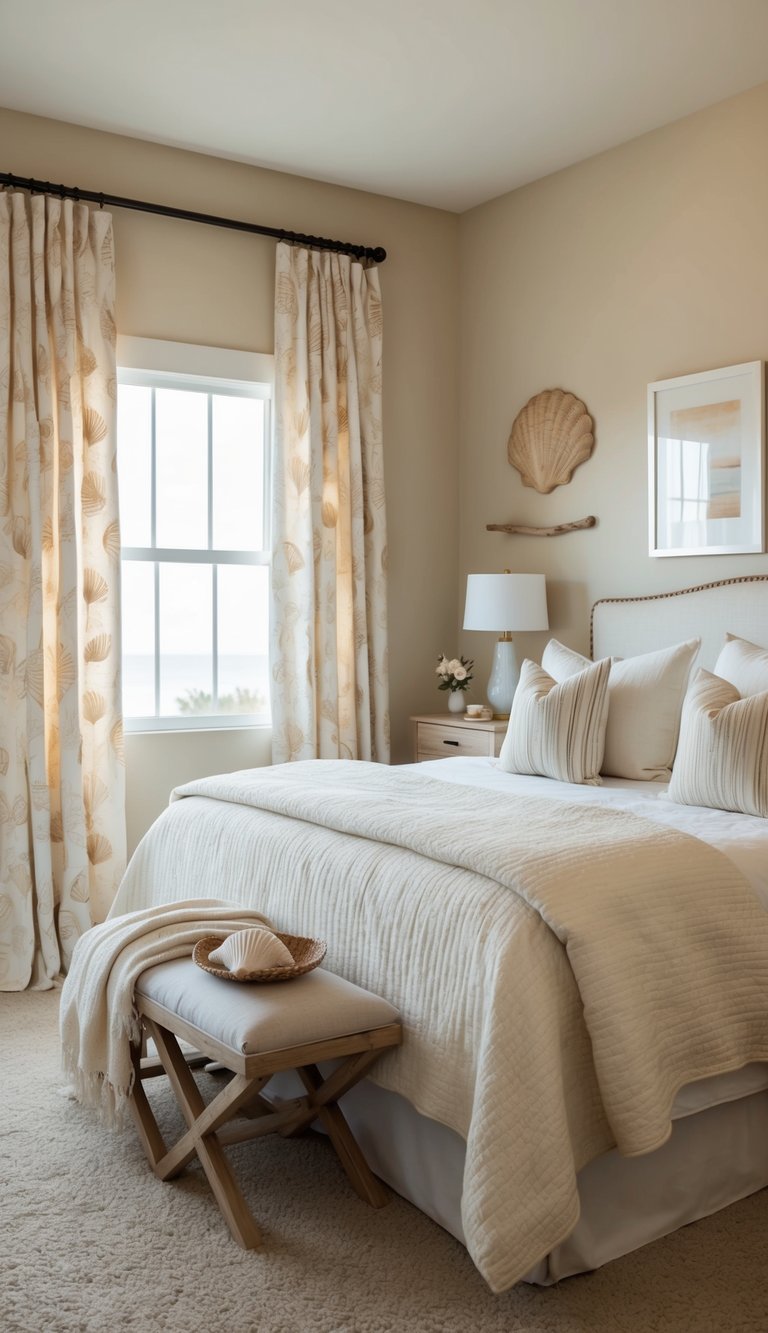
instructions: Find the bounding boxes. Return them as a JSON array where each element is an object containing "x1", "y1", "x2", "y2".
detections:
[{"x1": 463, "y1": 572, "x2": 549, "y2": 718}]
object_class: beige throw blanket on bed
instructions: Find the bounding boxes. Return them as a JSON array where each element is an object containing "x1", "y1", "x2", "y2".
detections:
[
  {"x1": 60, "y1": 901, "x2": 271, "y2": 1124},
  {"x1": 110, "y1": 761, "x2": 768, "y2": 1291}
]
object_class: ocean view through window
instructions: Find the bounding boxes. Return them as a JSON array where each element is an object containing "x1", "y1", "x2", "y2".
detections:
[{"x1": 117, "y1": 338, "x2": 273, "y2": 731}]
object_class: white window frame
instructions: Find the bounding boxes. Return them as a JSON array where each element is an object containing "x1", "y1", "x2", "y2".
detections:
[{"x1": 117, "y1": 337, "x2": 273, "y2": 733}]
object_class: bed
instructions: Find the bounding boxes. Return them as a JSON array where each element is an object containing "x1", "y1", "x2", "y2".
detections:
[{"x1": 110, "y1": 577, "x2": 768, "y2": 1291}]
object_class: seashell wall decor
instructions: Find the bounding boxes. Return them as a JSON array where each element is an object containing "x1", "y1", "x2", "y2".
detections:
[{"x1": 508, "y1": 388, "x2": 594, "y2": 493}]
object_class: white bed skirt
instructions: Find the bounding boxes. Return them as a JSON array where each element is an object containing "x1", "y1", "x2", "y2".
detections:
[{"x1": 271, "y1": 1069, "x2": 768, "y2": 1285}]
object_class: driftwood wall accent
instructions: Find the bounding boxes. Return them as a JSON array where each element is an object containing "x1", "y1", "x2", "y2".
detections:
[{"x1": 487, "y1": 516, "x2": 597, "y2": 537}]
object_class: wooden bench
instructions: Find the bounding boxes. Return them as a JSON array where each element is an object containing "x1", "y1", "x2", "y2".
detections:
[{"x1": 130, "y1": 958, "x2": 402, "y2": 1248}]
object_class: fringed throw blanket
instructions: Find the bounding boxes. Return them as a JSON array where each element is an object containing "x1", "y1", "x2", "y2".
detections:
[
  {"x1": 108, "y1": 761, "x2": 768, "y2": 1291},
  {"x1": 59, "y1": 900, "x2": 271, "y2": 1126}
]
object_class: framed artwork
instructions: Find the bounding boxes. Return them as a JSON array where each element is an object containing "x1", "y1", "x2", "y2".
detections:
[{"x1": 648, "y1": 360, "x2": 765, "y2": 557}]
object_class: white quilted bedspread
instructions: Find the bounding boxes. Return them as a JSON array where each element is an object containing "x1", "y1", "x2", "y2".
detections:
[{"x1": 110, "y1": 761, "x2": 768, "y2": 1291}]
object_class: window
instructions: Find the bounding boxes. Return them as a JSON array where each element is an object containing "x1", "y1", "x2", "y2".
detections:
[{"x1": 116, "y1": 338, "x2": 272, "y2": 731}]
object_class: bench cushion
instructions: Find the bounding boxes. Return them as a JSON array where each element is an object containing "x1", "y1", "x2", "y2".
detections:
[{"x1": 135, "y1": 958, "x2": 399, "y2": 1056}]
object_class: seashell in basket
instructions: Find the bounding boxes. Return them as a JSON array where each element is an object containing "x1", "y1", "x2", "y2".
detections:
[
  {"x1": 208, "y1": 926, "x2": 294, "y2": 978},
  {"x1": 194, "y1": 931, "x2": 327, "y2": 983},
  {"x1": 507, "y1": 388, "x2": 594, "y2": 494}
]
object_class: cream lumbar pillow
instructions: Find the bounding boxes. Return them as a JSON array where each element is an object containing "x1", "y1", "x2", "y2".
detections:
[
  {"x1": 667, "y1": 669, "x2": 768, "y2": 818},
  {"x1": 542, "y1": 637, "x2": 700, "y2": 781},
  {"x1": 714, "y1": 633, "x2": 768, "y2": 698},
  {"x1": 498, "y1": 657, "x2": 611, "y2": 785}
]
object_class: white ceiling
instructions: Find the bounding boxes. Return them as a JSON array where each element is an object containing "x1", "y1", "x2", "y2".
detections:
[{"x1": 2, "y1": 0, "x2": 768, "y2": 212}]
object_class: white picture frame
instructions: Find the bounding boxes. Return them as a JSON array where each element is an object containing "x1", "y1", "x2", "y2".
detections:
[{"x1": 648, "y1": 360, "x2": 765, "y2": 557}]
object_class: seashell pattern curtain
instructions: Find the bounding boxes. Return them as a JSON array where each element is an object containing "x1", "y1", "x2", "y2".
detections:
[
  {"x1": 0, "y1": 192, "x2": 125, "y2": 990},
  {"x1": 271, "y1": 242, "x2": 389, "y2": 763}
]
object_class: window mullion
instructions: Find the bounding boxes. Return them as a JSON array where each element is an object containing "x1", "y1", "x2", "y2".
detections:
[
  {"x1": 212, "y1": 565, "x2": 219, "y2": 711},
  {"x1": 207, "y1": 392, "x2": 214, "y2": 554},
  {"x1": 121, "y1": 546, "x2": 267, "y2": 565},
  {"x1": 150, "y1": 387, "x2": 157, "y2": 547},
  {"x1": 151, "y1": 389, "x2": 160, "y2": 719},
  {"x1": 208, "y1": 393, "x2": 218, "y2": 711},
  {"x1": 154, "y1": 561, "x2": 161, "y2": 720}
]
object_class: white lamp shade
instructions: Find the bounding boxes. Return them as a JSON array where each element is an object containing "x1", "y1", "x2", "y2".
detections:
[{"x1": 463, "y1": 573, "x2": 548, "y2": 632}]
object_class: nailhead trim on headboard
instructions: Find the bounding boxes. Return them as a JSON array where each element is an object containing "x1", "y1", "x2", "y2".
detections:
[{"x1": 590, "y1": 575, "x2": 768, "y2": 659}]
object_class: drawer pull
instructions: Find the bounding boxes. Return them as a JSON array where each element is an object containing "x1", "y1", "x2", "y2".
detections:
[{"x1": 443, "y1": 739, "x2": 460, "y2": 747}]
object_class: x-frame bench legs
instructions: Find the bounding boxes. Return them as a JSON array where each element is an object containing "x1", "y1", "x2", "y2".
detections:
[{"x1": 129, "y1": 1014, "x2": 400, "y2": 1248}]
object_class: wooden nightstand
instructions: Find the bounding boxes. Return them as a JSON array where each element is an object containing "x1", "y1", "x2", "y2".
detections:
[{"x1": 411, "y1": 713, "x2": 508, "y2": 763}]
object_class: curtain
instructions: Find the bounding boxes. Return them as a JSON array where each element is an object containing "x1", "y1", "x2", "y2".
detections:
[
  {"x1": 0, "y1": 192, "x2": 125, "y2": 991},
  {"x1": 271, "y1": 242, "x2": 389, "y2": 763}
]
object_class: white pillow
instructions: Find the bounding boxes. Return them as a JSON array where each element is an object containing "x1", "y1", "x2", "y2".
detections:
[
  {"x1": 542, "y1": 637, "x2": 700, "y2": 781},
  {"x1": 667, "y1": 669, "x2": 768, "y2": 818},
  {"x1": 498, "y1": 657, "x2": 610, "y2": 786},
  {"x1": 714, "y1": 633, "x2": 768, "y2": 698}
]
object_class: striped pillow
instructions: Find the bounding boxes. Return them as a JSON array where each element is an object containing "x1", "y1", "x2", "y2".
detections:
[
  {"x1": 667, "y1": 670, "x2": 768, "y2": 818},
  {"x1": 498, "y1": 657, "x2": 611, "y2": 785}
]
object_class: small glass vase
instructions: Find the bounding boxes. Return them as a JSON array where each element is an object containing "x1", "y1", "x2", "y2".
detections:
[{"x1": 447, "y1": 690, "x2": 466, "y2": 715}]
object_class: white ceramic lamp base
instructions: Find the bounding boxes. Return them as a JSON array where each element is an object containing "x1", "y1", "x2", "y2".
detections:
[{"x1": 486, "y1": 637, "x2": 520, "y2": 719}]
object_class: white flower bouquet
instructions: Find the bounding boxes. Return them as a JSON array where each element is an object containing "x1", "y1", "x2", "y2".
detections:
[{"x1": 435, "y1": 654, "x2": 474, "y2": 693}]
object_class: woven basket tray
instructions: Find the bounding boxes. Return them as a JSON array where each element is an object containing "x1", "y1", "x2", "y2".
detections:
[{"x1": 193, "y1": 932, "x2": 327, "y2": 983}]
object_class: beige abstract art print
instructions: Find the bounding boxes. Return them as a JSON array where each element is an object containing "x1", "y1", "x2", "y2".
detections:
[{"x1": 648, "y1": 361, "x2": 765, "y2": 556}]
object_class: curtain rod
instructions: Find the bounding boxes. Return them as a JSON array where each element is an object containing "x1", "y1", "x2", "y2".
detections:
[{"x1": 0, "y1": 171, "x2": 387, "y2": 264}]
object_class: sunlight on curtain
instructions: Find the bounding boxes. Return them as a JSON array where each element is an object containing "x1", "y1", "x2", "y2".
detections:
[
  {"x1": 271, "y1": 242, "x2": 389, "y2": 763},
  {"x1": 0, "y1": 192, "x2": 126, "y2": 990}
]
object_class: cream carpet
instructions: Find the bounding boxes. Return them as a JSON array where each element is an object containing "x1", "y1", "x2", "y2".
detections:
[{"x1": 2, "y1": 992, "x2": 767, "y2": 1333}]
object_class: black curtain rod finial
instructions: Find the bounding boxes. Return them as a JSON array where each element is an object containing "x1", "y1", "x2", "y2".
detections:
[{"x1": 0, "y1": 171, "x2": 386, "y2": 263}]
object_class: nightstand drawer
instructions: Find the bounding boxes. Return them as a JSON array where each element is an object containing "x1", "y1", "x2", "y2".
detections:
[{"x1": 416, "y1": 722, "x2": 491, "y2": 760}]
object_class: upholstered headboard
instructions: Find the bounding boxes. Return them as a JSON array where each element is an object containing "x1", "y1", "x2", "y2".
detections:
[{"x1": 591, "y1": 576, "x2": 768, "y2": 669}]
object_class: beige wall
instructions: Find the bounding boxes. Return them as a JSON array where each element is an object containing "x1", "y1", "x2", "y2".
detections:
[
  {"x1": 458, "y1": 82, "x2": 768, "y2": 687},
  {"x1": 0, "y1": 107, "x2": 460, "y2": 850}
]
